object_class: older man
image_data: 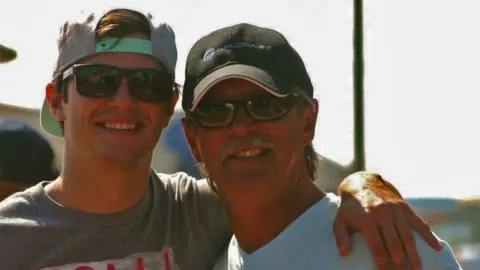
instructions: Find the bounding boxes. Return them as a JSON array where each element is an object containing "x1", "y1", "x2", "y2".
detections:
[{"x1": 181, "y1": 23, "x2": 462, "y2": 269}]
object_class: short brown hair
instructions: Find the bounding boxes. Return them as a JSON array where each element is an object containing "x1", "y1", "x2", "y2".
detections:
[{"x1": 95, "y1": 9, "x2": 152, "y2": 40}]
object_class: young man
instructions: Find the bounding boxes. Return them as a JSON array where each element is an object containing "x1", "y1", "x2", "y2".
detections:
[
  {"x1": 181, "y1": 23, "x2": 462, "y2": 269},
  {"x1": 0, "y1": 8, "x2": 440, "y2": 270},
  {"x1": 0, "y1": 118, "x2": 59, "y2": 201}
]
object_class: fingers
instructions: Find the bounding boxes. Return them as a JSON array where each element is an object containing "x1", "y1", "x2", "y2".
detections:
[
  {"x1": 405, "y1": 208, "x2": 442, "y2": 251},
  {"x1": 394, "y1": 213, "x2": 422, "y2": 270},
  {"x1": 360, "y1": 220, "x2": 391, "y2": 270},
  {"x1": 416, "y1": 223, "x2": 442, "y2": 251},
  {"x1": 333, "y1": 219, "x2": 352, "y2": 257}
]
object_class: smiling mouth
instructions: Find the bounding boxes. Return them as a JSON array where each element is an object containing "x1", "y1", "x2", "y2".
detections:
[
  {"x1": 95, "y1": 122, "x2": 145, "y2": 133},
  {"x1": 228, "y1": 147, "x2": 271, "y2": 160}
]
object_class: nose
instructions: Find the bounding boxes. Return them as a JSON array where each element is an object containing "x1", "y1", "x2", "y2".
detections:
[
  {"x1": 109, "y1": 77, "x2": 135, "y2": 107},
  {"x1": 228, "y1": 107, "x2": 256, "y2": 136}
]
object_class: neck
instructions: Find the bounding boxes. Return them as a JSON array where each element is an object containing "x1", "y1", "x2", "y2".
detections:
[
  {"x1": 224, "y1": 170, "x2": 325, "y2": 254},
  {"x1": 46, "y1": 148, "x2": 152, "y2": 214}
]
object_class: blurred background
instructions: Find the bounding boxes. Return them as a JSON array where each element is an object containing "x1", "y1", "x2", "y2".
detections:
[{"x1": 1, "y1": 0, "x2": 478, "y2": 267}]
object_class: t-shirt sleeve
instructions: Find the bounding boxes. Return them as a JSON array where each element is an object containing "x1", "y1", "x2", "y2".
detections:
[{"x1": 161, "y1": 172, "x2": 232, "y2": 257}]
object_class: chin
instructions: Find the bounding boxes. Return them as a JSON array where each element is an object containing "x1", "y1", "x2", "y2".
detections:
[
  {"x1": 225, "y1": 170, "x2": 272, "y2": 185},
  {"x1": 99, "y1": 146, "x2": 149, "y2": 167}
]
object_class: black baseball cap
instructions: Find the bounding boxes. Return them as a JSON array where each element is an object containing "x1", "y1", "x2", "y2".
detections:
[
  {"x1": 0, "y1": 119, "x2": 59, "y2": 184},
  {"x1": 182, "y1": 23, "x2": 314, "y2": 111},
  {"x1": 0, "y1": 44, "x2": 17, "y2": 63}
]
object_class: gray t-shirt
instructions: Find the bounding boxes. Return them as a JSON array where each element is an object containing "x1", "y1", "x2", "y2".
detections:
[{"x1": 0, "y1": 171, "x2": 231, "y2": 270}]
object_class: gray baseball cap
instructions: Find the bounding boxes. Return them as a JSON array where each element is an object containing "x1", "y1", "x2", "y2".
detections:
[{"x1": 0, "y1": 44, "x2": 17, "y2": 63}]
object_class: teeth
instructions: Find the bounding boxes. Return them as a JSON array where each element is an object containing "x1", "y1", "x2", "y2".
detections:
[
  {"x1": 235, "y1": 148, "x2": 262, "y2": 158},
  {"x1": 104, "y1": 123, "x2": 136, "y2": 130}
]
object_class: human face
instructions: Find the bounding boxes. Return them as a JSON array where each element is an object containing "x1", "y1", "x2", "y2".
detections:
[
  {"x1": 46, "y1": 36, "x2": 178, "y2": 166},
  {"x1": 183, "y1": 79, "x2": 318, "y2": 199}
]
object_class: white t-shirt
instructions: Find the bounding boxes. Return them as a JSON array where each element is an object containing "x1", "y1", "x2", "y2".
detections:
[{"x1": 214, "y1": 193, "x2": 462, "y2": 270}]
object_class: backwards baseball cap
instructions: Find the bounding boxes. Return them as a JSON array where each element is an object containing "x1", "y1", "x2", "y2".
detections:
[
  {"x1": 0, "y1": 119, "x2": 58, "y2": 184},
  {"x1": 0, "y1": 44, "x2": 17, "y2": 63},
  {"x1": 182, "y1": 23, "x2": 314, "y2": 111},
  {"x1": 40, "y1": 8, "x2": 177, "y2": 137}
]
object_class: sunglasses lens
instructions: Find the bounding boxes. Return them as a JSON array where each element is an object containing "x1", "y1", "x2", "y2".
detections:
[
  {"x1": 191, "y1": 94, "x2": 300, "y2": 128},
  {"x1": 193, "y1": 103, "x2": 234, "y2": 128},
  {"x1": 247, "y1": 95, "x2": 294, "y2": 120},
  {"x1": 75, "y1": 65, "x2": 119, "y2": 98},
  {"x1": 70, "y1": 65, "x2": 174, "y2": 103},
  {"x1": 129, "y1": 70, "x2": 173, "y2": 103}
]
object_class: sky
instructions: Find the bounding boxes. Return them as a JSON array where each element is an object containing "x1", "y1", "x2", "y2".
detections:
[{"x1": 0, "y1": 0, "x2": 479, "y2": 198}]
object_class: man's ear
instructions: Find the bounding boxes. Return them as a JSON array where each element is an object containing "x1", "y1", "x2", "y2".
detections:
[
  {"x1": 46, "y1": 83, "x2": 65, "y2": 121},
  {"x1": 302, "y1": 99, "x2": 319, "y2": 147},
  {"x1": 181, "y1": 117, "x2": 203, "y2": 163}
]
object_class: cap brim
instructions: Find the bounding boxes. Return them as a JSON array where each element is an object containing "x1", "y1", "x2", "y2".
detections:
[
  {"x1": 40, "y1": 99, "x2": 63, "y2": 137},
  {"x1": 0, "y1": 44, "x2": 17, "y2": 63},
  {"x1": 191, "y1": 64, "x2": 292, "y2": 111}
]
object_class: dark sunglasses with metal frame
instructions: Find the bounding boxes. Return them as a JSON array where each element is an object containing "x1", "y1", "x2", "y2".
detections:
[
  {"x1": 61, "y1": 64, "x2": 175, "y2": 103},
  {"x1": 188, "y1": 92, "x2": 315, "y2": 128}
]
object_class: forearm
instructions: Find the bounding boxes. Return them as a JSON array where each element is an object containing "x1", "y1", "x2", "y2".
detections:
[{"x1": 338, "y1": 171, "x2": 403, "y2": 200}]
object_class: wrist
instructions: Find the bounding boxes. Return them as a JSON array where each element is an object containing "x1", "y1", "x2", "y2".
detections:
[{"x1": 338, "y1": 171, "x2": 403, "y2": 201}]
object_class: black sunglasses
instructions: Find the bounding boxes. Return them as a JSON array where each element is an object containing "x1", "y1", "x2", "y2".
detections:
[
  {"x1": 61, "y1": 64, "x2": 175, "y2": 103},
  {"x1": 190, "y1": 93, "x2": 312, "y2": 128}
]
